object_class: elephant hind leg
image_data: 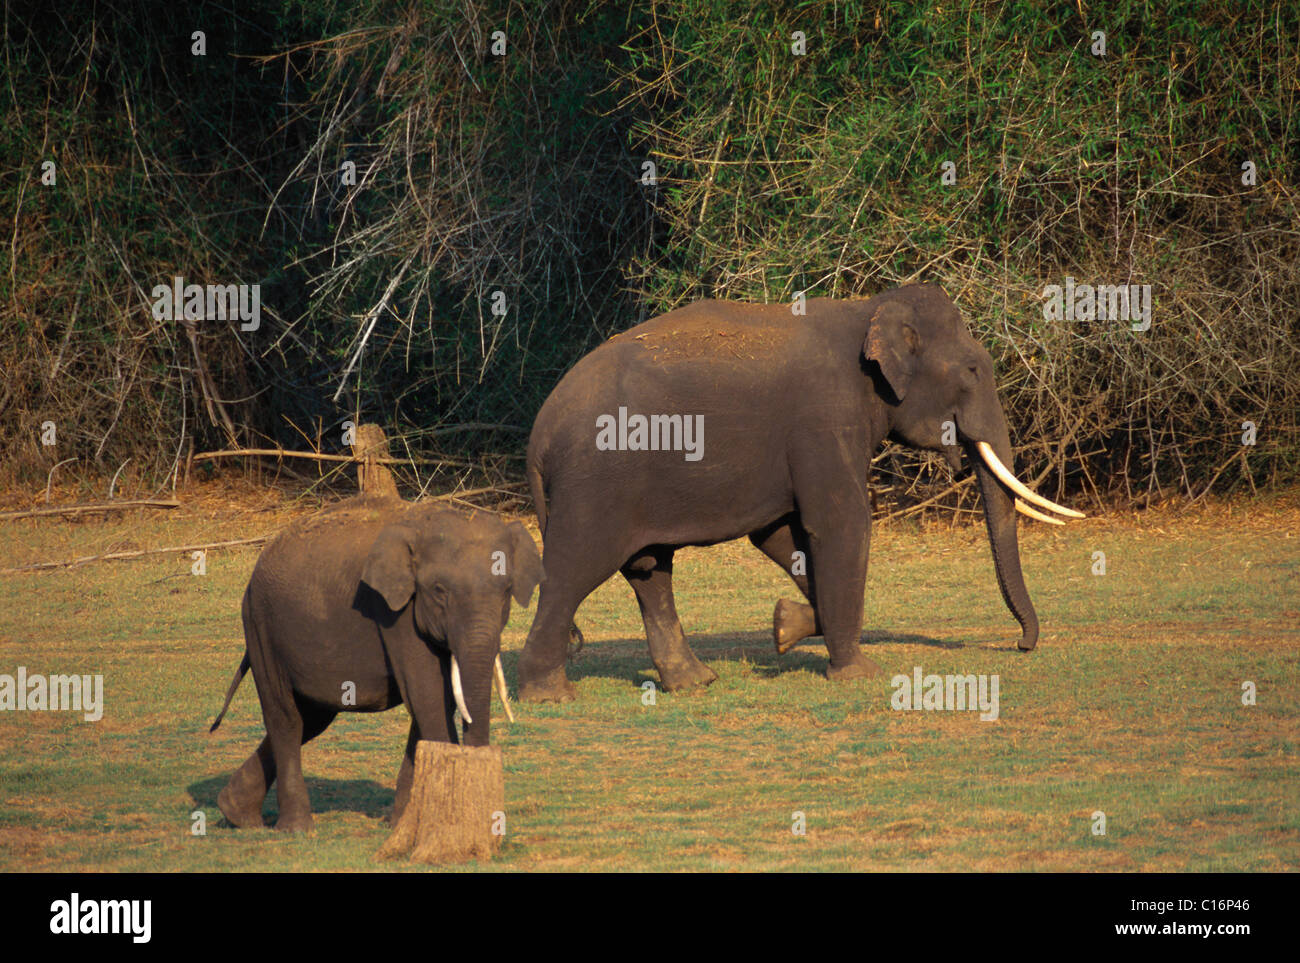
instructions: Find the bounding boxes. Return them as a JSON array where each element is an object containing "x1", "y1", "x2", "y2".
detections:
[
  {"x1": 749, "y1": 516, "x2": 822, "y2": 653},
  {"x1": 246, "y1": 661, "x2": 314, "y2": 832},
  {"x1": 269, "y1": 702, "x2": 336, "y2": 831},
  {"x1": 216, "y1": 704, "x2": 335, "y2": 829},
  {"x1": 621, "y1": 547, "x2": 717, "y2": 692},
  {"x1": 217, "y1": 736, "x2": 275, "y2": 828},
  {"x1": 518, "y1": 511, "x2": 626, "y2": 703}
]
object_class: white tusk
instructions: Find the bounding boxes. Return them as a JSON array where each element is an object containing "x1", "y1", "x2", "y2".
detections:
[
  {"x1": 1015, "y1": 499, "x2": 1065, "y2": 525},
  {"x1": 493, "y1": 654, "x2": 515, "y2": 724},
  {"x1": 976, "y1": 442, "x2": 1085, "y2": 519},
  {"x1": 450, "y1": 655, "x2": 473, "y2": 725}
]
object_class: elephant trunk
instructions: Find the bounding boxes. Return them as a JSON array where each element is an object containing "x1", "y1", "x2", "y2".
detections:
[
  {"x1": 965, "y1": 432, "x2": 1039, "y2": 651},
  {"x1": 452, "y1": 627, "x2": 499, "y2": 748}
]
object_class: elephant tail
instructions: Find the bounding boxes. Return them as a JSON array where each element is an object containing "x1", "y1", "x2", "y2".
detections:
[
  {"x1": 526, "y1": 448, "x2": 547, "y2": 537},
  {"x1": 209, "y1": 653, "x2": 250, "y2": 733}
]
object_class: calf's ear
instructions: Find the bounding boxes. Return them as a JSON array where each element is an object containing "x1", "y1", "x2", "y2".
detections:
[
  {"x1": 507, "y1": 521, "x2": 544, "y2": 606},
  {"x1": 863, "y1": 298, "x2": 920, "y2": 402},
  {"x1": 360, "y1": 525, "x2": 416, "y2": 612}
]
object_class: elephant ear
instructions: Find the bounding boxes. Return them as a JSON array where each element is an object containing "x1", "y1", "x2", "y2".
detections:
[
  {"x1": 864, "y1": 298, "x2": 920, "y2": 402},
  {"x1": 360, "y1": 525, "x2": 416, "y2": 612},
  {"x1": 506, "y1": 521, "x2": 544, "y2": 606}
]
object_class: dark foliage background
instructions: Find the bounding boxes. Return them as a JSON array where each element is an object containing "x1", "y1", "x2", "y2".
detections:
[{"x1": 3, "y1": 0, "x2": 1297, "y2": 511}]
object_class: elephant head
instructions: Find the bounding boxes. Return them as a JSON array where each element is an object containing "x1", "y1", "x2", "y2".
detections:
[
  {"x1": 864, "y1": 284, "x2": 1084, "y2": 650},
  {"x1": 360, "y1": 506, "x2": 543, "y2": 744}
]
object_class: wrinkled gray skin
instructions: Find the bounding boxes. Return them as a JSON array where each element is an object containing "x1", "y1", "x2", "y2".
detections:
[
  {"x1": 518, "y1": 283, "x2": 1039, "y2": 702},
  {"x1": 210, "y1": 498, "x2": 542, "y2": 831}
]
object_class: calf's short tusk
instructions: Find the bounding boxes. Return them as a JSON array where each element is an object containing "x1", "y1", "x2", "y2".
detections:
[
  {"x1": 976, "y1": 442, "x2": 1086, "y2": 519},
  {"x1": 451, "y1": 655, "x2": 473, "y2": 725},
  {"x1": 494, "y1": 654, "x2": 515, "y2": 723},
  {"x1": 1015, "y1": 499, "x2": 1065, "y2": 525}
]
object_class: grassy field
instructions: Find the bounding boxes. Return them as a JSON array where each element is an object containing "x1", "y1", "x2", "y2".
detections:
[{"x1": 0, "y1": 481, "x2": 1296, "y2": 871}]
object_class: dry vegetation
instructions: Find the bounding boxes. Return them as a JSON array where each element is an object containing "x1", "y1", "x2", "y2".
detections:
[{"x1": 3, "y1": 2, "x2": 1297, "y2": 517}]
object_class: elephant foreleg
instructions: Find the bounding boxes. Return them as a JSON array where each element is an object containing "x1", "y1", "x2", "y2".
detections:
[
  {"x1": 392, "y1": 722, "x2": 420, "y2": 825},
  {"x1": 788, "y1": 433, "x2": 882, "y2": 680},
  {"x1": 390, "y1": 672, "x2": 456, "y2": 825},
  {"x1": 803, "y1": 511, "x2": 881, "y2": 680}
]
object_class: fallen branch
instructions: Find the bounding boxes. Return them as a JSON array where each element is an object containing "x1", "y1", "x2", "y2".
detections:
[
  {"x1": 0, "y1": 499, "x2": 181, "y2": 521},
  {"x1": 191, "y1": 447, "x2": 466, "y2": 468},
  {"x1": 194, "y1": 447, "x2": 396, "y2": 464},
  {"x1": 0, "y1": 534, "x2": 270, "y2": 574}
]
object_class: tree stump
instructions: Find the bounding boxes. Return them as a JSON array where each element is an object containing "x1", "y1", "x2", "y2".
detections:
[
  {"x1": 351, "y1": 423, "x2": 400, "y2": 498},
  {"x1": 378, "y1": 741, "x2": 505, "y2": 864}
]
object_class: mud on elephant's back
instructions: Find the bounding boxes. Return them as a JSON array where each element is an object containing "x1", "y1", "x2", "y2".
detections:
[{"x1": 378, "y1": 741, "x2": 505, "y2": 864}]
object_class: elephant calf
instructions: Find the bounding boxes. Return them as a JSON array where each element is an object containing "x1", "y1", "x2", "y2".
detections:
[{"x1": 209, "y1": 497, "x2": 542, "y2": 832}]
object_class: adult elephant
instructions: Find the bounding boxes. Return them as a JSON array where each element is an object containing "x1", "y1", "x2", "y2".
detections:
[
  {"x1": 517, "y1": 283, "x2": 1082, "y2": 702},
  {"x1": 209, "y1": 498, "x2": 542, "y2": 831}
]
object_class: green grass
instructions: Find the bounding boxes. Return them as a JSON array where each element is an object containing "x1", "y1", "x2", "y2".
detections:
[{"x1": 0, "y1": 490, "x2": 1296, "y2": 871}]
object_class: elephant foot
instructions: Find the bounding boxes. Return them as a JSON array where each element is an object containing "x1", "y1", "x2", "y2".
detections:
[
  {"x1": 656, "y1": 657, "x2": 718, "y2": 692},
  {"x1": 518, "y1": 671, "x2": 577, "y2": 703},
  {"x1": 825, "y1": 653, "x2": 884, "y2": 681},
  {"x1": 273, "y1": 810, "x2": 314, "y2": 832},
  {"x1": 518, "y1": 645, "x2": 578, "y2": 702},
  {"x1": 217, "y1": 782, "x2": 266, "y2": 829},
  {"x1": 773, "y1": 598, "x2": 818, "y2": 654}
]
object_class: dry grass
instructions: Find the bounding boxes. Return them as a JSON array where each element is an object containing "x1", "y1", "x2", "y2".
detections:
[{"x1": 2, "y1": 481, "x2": 1294, "y2": 871}]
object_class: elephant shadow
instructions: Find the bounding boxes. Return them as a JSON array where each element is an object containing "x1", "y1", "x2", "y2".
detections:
[
  {"x1": 502, "y1": 625, "x2": 969, "y2": 691},
  {"x1": 190, "y1": 627, "x2": 977, "y2": 817},
  {"x1": 188, "y1": 775, "x2": 395, "y2": 825}
]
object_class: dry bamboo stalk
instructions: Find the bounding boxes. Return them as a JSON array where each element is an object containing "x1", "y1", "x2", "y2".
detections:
[{"x1": 193, "y1": 447, "x2": 400, "y2": 464}]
